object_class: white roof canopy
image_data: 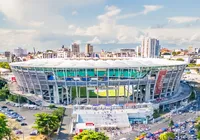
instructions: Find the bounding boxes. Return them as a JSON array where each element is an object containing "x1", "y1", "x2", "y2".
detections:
[{"x1": 10, "y1": 58, "x2": 187, "y2": 68}]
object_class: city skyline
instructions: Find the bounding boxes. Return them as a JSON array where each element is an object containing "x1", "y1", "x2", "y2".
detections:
[{"x1": 0, "y1": 0, "x2": 200, "y2": 51}]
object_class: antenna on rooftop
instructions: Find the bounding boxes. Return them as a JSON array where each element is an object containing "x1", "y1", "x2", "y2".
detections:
[{"x1": 33, "y1": 47, "x2": 36, "y2": 55}]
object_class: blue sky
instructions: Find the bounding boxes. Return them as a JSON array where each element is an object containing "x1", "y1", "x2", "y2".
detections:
[{"x1": 0, "y1": 0, "x2": 200, "y2": 52}]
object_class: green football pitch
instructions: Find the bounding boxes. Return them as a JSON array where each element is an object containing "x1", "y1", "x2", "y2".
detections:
[{"x1": 72, "y1": 86, "x2": 129, "y2": 98}]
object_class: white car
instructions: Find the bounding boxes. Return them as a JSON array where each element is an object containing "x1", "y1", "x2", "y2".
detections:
[{"x1": 119, "y1": 138, "x2": 127, "y2": 140}]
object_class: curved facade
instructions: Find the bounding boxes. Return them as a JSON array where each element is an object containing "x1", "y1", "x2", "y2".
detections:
[{"x1": 10, "y1": 58, "x2": 187, "y2": 105}]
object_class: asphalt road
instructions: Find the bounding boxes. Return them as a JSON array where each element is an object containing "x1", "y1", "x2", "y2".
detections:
[{"x1": 114, "y1": 92, "x2": 200, "y2": 140}]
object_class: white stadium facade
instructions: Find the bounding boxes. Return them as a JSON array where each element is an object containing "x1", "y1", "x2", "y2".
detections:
[{"x1": 10, "y1": 58, "x2": 187, "y2": 105}]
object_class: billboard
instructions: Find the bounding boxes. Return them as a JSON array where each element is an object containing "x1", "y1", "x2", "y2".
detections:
[{"x1": 154, "y1": 70, "x2": 167, "y2": 95}]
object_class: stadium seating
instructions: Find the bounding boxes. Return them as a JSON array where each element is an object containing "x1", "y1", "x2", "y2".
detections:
[{"x1": 53, "y1": 69, "x2": 149, "y2": 80}]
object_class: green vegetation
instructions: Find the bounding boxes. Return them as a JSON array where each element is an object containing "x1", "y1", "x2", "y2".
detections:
[
  {"x1": 168, "y1": 119, "x2": 174, "y2": 131},
  {"x1": 195, "y1": 117, "x2": 200, "y2": 139},
  {"x1": 0, "y1": 62, "x2": 10, "y2": 69},
  {"x1": 8, "y1": 94, "x2": 27, "y2": 103},
  {"x1": 48, "y1": 104, "x2": 56, "y2": 109},
  {"x1": 52, "y1": 107, "x2": 65, "y2": 121},
  {"x1": 176, "y1": 58, "x2": 184, "y2": 61},
  {"x1": 73, "y1": 130, "x2": 109, "y2": 140},
  {"x1": 159, "y1": 132, "x2": 175, "y2": 140},
  {"x1": 33, "y1": 113, "x2": 59, "y2": 135},
  {"x1": 189, "y1": 91, "x2": 196, "y2": 101},
  {"x1": 153, "y1": 109, "x2": 160, "y2": 118},
  {"x1": 188, "y1": 63, "x2": 197, "y2": 67},
  {"x1": 33, "y1": 107, "x2": 65, "y2": 135},
  {"x1": 0, "y1": 79, "x2": 27, "y2": 103},
  {"x1": 172, "y1": 51, "x2": 176, "y2": 56},
  {"x1": 0, "y1": 79, "x2": 7, "y2": 89},
  {"x1": 0, "y1": 113, "x2": 11, "y2": 140}
]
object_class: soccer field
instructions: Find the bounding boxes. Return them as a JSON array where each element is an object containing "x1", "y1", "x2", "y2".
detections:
[
  {"x1": 94, "y1": 86, "x2": 128, "y2": 97},
  {"x1": 72, "y1": 86, "x2": 130, "y2": 98}
]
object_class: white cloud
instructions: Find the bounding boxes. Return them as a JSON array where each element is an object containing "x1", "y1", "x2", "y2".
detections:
[
  {"x1": 118, "y1": 5, "x2": 163, "y2": 19},
  {"x1": 168, "y1": 16, "x2": 200, "y2": 24},
  {"x1": 72, "y1": 10, "x2": 78, "y2": 15},
  {"x1": 87, "y1": 36, "x2": 101, "y2": 44},
  {"x1": 68, "y1": 24, "x2": 76, "y2": 29},
  {"x1": 144, "y1": 27, "x2": 200, "y2": 46},
  {"x1": 29, "y1": 21, "x2": 44, "y2": 27},
  {"x1": 74, "y1": 40, "x2": 82, "y2": 44},
  {"x1": 98, "y1": 5, "x2": 121, "y2": 21},
  {"x1": 74, "y1": 5, "x2": 143, "y2": 44},
  {"x1": 143, "y1": 5, "x2": 163, "y2": 14},
  {"x1": 0, "y1": 1, "x2": 200, "y2": 51}
]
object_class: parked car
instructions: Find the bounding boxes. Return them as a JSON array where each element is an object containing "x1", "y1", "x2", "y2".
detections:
[
  {"x1": 21, "y1": 122, "x2": 28, "y2": 126},
  {"x1": 1, "y1": 106, "x2": 7, "y2": 109},
  {"x1": 30, "y1": 130, "x2": 38, "y2": 136},
  {"x1": 15, "y1": 130, "x2": 23, "y2": 135}
]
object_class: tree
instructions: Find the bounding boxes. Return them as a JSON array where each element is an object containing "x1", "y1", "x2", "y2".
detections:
[
  {"x1": 52, "y1": 107, "x2": 65, "y2": 121},
  {"x1": 153, "y1": 109, "x2": 160, "y2": 118},
  {"x1": 168, "y1": 119, "x2": 174, "y2": 130},
  {"x1": 159, "y1": 132, "x2": 175, "y2": 140},
  {"x1": 189, "y1": 91, "x2": 196, "y2": 101},
  {"x1": 197, "y1": 131, "x2": 200, "y2": 139},
  {"x1": 0, "y1": 79, "x2": 7, "y2": 89},
  {"x1": 196, "y1": 123, "x2": 200, "y2": 132},
  {"x1": 73, "y1": 130, "x2": 109, "y2": 140},
  {"x1": 0, "y1": 113, "x2": 11, "y2": 140},
  {"x1": 0, "y1": 89, "x2": 7, "y2": 101},
  {"x1": 33, "y1": 113, "x2": 59, "y2": 135},
  {"x1": 48, "y1": 104, "x2": 56, "y2": 109},
  {"x1": 188, "y1": 63, "x2": 196, "y2": 67},
  {"x1": 176, "y1": 58, "x2": 184, "y2": 61},
  {"x1": 0, "y1": 62, "x2": 10, "y2": 70},
  {"x1": 172, "y1": 51, "x2": 176, "y2": 56}
]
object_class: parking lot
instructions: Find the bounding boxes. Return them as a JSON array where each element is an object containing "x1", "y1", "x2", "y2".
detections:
[{"x1": 0, "y1": 101, "x2": 52, "y2": 139}]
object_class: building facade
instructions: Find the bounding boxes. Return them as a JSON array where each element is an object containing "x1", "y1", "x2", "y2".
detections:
[
  {"x1": 71, "y1": 43, "x2": 80, "y2": 56},
  {"x1": 10, "y1": 58, "x2": 186, "y2": 105},
  {"x1": 13, "y1": 47, "x2": 27, "y2": 57},
  {"x1": 136, "y1": 46, "x2": 141, "y2": 57},
  {"x1": 141, "y1": 38, "x2": 160, "y2": 58},
  {"x1": 85, "y1": 44, "x2": 93, "y2": 54},
  {"x1": 57, "y1": 48, "x2": 71, "y2": 58}
]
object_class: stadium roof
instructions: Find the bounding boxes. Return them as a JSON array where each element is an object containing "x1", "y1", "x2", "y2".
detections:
[{"x1": 10, "y1": 58, "x2": 187, "y2": 68}]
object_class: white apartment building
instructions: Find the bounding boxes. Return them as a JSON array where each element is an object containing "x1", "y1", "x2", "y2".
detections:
[
  {"x1": 141, "y1": 38, "x2": 160, "y2": 58},
  {"x1": 57, "y1": 48, "x2": 71, "y2": 58},
  {"x1": 136, "y1": 45, "x2": 141, "y2": 57},
  {"x1": 13, "y1": 47, "x2": 27, "y2": 57}
]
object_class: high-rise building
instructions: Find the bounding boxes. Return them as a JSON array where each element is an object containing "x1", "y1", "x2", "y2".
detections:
[
  {"x1": 4, "y1": 51, "x2": 11, "y2": 62},
  {"x1": 188, "y1": 46, "x2": 194, "y2": 53},
  {"x1": 85, "y1": 44, "x2": 93, "y2": 54},
  {"x1": 141, "y1": 38, "x2": 160, "y2": 58},
  {"x1": 136, "y1": 45, "x2": 141, "y2": 57},
  {"x1": 71, "y1": 43, "x2": 80, "y2": 56},
  {"x1": 195, "y1": 48, "x2": 200, "y2": 54}
]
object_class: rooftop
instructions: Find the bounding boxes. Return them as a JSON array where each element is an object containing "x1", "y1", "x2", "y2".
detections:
[{"x1": 10, "y1": 58, "x2": 187, "y2": 68}]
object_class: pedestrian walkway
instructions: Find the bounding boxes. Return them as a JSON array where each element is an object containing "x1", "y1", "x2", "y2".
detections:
[{"x1": 57, "y1": 108, "x2": 73, "y2": 140}]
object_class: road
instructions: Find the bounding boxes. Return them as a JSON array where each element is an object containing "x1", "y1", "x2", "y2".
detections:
[{"x1": 115, "y1": 90, "x2": 200, "y2": 140}]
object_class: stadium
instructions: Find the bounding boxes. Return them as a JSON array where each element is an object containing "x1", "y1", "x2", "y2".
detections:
[{"x1": 10, "y1": 58, "x2": 187, "y2": 105}]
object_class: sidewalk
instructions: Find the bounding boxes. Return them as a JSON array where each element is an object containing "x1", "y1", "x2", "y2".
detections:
[{"x1": 57, "y1": 108, "x2": 73, "y2": 140}]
